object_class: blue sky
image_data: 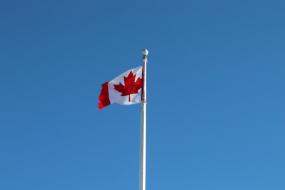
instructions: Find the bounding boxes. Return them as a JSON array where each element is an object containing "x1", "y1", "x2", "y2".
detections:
[{"x1": 1, "y1": 0, "x2": 285, "y2": 189}]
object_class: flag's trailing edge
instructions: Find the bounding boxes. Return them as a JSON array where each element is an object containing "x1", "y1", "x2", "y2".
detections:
[
  {"x1": 98, "y1": 66, "x2": 143, "y2": 109},
  {"x1": 98, "y1": 82, "x2": 110, "y2": 109}
]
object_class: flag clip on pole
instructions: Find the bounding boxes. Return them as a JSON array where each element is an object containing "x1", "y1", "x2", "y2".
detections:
[{"x1": 140, "y1": 49, "x2": 148, "y2": 190}]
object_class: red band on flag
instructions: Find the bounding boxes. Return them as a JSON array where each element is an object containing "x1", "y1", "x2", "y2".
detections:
[{"x1": 98, "y1": 82, "x2": 110, "y2": 109}]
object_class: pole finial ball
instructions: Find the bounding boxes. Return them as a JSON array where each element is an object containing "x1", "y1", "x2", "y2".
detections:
[{"x1": 142, "y1": 49, "x2": 149, "y2": 56}]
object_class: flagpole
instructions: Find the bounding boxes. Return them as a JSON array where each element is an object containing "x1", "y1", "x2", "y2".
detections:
[{"x1": 140, "y1": 49, "x2": 148, "y2": 190}]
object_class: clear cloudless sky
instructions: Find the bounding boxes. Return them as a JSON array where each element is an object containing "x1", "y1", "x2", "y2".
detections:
[{"x1": 0, "y1": 0, "x2": 285, "y2": 189}]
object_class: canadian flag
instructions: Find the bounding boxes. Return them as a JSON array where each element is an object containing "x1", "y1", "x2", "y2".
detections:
[{"x1": 98, "y1": 66, "x2": 143, "y2": 109}]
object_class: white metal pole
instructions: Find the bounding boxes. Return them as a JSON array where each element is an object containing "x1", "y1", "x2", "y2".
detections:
[{"x1": 140, "y1": 49, "x2": 148, "y2": 190}]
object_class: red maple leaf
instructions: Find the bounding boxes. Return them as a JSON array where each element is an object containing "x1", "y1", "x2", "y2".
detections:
[{"x1": 114, "y1": 71, "x2": 143, "y2": 102}]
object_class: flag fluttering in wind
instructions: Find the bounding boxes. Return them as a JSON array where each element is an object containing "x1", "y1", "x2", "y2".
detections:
[
  {"x1": 98, "y1": 49, "x2": 148, "y2": 190},
  {"x1": 98, "y1": 66, "x2": 143, "y2": 109}
]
